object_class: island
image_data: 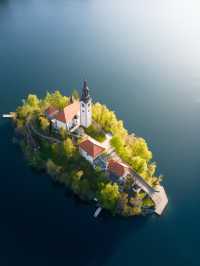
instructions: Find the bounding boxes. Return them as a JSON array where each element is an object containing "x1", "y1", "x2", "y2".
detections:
[{"x1": 11, "y1": 81, "x2": 168, "y2": 217}]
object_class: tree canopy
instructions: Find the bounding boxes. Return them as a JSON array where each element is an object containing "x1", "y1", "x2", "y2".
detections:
[
  {"x1": 92, "y1": 102, "x2": 127, "y2": 138},
  {"x1": 16, "y1": 94, "x2": 40, "y2": 120},
  {"x1": 62, "y1": 138, "x2": 76, "y2": 158},
  {"x1": 43, "y1": 91, "x2": 69, "y2": 109},
  {"x1": 71, "y1": 89, "x2": 80, "y2": 100},
  {"x1": 98, "y1": 183, "x2": 120, "y2": 213},
  {"x1": 46, "y1": 159, "x2": 62, "y2": 178},
  {"x1": 39, "y1": 116, "x2": 50, "y2": 131}
]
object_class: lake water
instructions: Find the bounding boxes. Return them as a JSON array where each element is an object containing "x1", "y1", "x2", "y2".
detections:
[{"x1": 1, "y1": 0, "x2": 200, "y2": 265}]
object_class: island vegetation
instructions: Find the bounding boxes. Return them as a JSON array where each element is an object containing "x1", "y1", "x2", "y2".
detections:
[{"x1": 13, "y1": 90, "x2": 163, "y2": 217}]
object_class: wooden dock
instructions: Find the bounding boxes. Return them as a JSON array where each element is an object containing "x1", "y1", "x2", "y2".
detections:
[
  {"x1": 2, "y1": 112, "x2": 16, "y2": 118},
  {"x1": 151, "y1": 185, "x2": 168, "y2": 215},
  {"x1": 129, "y1": 170, "x2": 168, "y2": 215}
]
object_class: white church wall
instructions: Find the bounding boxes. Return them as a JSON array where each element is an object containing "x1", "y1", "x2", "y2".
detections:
[
  {"x1": 56, "y1": 120, "x2": 66, "y2": 130},
  {"x1": 80, "y1": 101, "x2": 92, "y2": 128}
]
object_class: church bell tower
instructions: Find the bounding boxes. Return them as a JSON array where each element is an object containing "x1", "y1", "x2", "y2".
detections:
[{"x1": 80, "y1": 80, "x2": 92, "y2": 128}]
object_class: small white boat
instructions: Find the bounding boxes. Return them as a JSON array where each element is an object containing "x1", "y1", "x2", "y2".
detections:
[
  {"x1": 2, "y1": 113, "x2": 15, "y2": 118},
  {"x1": 93, "y1": 207, "x2": 102, "y2": 218}
]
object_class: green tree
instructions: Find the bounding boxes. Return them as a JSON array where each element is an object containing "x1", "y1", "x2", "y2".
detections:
[
  {"x1": 85, "y1": 124, "x2": 106, "y2": 142},
  {"x1": 92, "y1": 102, "x2": 127, "y2": 138},
  {"x1": 129, "y1": 195, "x2": 141, "y2": 207},
  {"x1": 62, "y1": 138, "x2": 76, "y2": 158},
  {"x1": 110, "y1": 135, "x2": 124, "y2": 151},
  {"x1": 17, "y1": 104, "x2": 34, "y2": 119},
  {"x1": 117, "y1": 192, "x2": 129, "y2": 214},
  {"x1": 46, "y1": 159, "x2": 62, "y2": 178},
  {"x1": 131, "y1": 206, "x2": 142, "y2": 216},
  {"x1": 72, "y1": 89, "x2": 80, "y2": 100},
  {"x1": 16, "y1": 118, "x2": 25, "y2": 129},
  {"x1": 71, "y1": 170, "x2": 83, "y2": 194},
  {"x1": 98, "y1": 183, "x2": 120, "y2": 213},
  {"x1": 28, "y1": 152, "x2": 45, "y2": 171},
  {"x1": 44, "y1": 91, "x2": 69, "y2": 109},
  {"x1": 39, "y1": 116, "x2": 50, "y2": 131},
  {"x1": 51, "y1": 143, "x2": 59, "y2": 160},
  {"x1": 123, "y1": 175, "x2": 134, "y2": 192},
  {"x1": 129, "y1": 138, "x2": 152, "y2": 162},
  {"x1": 148, "y1": 163, "x2": 157, "y2": 176},
  {"x1": 79, "y1": 178, "x2": 93, "y2": 200},
  {"x1": 142, "y1": 197, "x2": 154, "y2": 208},
  {"x1": 56, "y1": 172, "x2": 69, "y2": 185},
  {"x1": 16, "y1": 94, "x2": 40, "y2": 120},
  {"x1": 59, "y1": 127, "x2": 67, "y2": 140},
  {"x1": 26, "y1": 94, "x2": 40, "y2": 108},
  {"x1": 130, "y1": 156, "x2": 147, "y2": 174}
]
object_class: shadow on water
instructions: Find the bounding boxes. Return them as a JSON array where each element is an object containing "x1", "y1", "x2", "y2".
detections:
[{"x1": 0, "y1": 122, "x2": 149, "y2": 266}]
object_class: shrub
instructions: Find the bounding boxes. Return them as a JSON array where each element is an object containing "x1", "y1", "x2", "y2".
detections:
[{"x1": 85, "y1": 124, "x2": 106, "y2": 142}]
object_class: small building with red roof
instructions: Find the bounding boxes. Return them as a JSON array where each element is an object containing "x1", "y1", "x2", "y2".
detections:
[
  {"x1": 45, "y1": 106, "x2": 59, "y2": 118},
  {"x1": 107, "y1": 159, "x2": 129, "y2": 178},
  {"x1": 79, "y1": 138, "x2": 105, "y2": 164}
]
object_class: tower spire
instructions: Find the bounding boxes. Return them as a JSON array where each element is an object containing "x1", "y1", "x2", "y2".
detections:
[
  {"x1": 83, "y1": 80, "x2": 88, "y2": 89},
  {"x1": 80, "y1": 80, "x2": 92, "y2": 128},
  {"x1": 81, "y1": 80, "x2": 91, "y2": 103}
]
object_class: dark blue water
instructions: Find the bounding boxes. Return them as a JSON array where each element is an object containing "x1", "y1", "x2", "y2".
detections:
[{"x1": 1, "y1": 1, "x2": 200, "y2": 265}]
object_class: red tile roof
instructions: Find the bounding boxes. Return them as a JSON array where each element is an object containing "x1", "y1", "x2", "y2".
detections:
[
  {"x1": 53, "y1": 101, "x2": 80, "y2": 123},
  {"x1": 54, "y1": 111, "x2": 66, "y2": 123},
  {"x1": 108, "y1": 160, "x2": 128, "y2": 177},
  {"x1": 63, "y1": 101, "x2": 80, "y2": 123},
  {"x1": 79, "y1": 139, "x2": 105, "y2": 159},
  {"x1": 46, "y1": 106, "x2": 59, "y2": 117}
]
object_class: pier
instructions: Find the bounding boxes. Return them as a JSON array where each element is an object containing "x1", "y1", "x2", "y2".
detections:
[
  {"x1": 151, "y1": 185, "x2": 168, "y2": 215},
  {"x1": 2, "y1": 112, "x2": 16, "y2": 118},
  {"x1": 130, "y1": 170, "x2": 168, "y2": 215}
]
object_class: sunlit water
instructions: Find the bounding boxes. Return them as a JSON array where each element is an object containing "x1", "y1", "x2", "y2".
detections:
[{"x1": 0, "y1": 1, "x2": 200, "y2": 265}]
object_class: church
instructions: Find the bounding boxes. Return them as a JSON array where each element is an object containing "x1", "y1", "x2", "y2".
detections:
[{"x1": 45, "y1": 80, "x2": 92, "y2": 132}]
